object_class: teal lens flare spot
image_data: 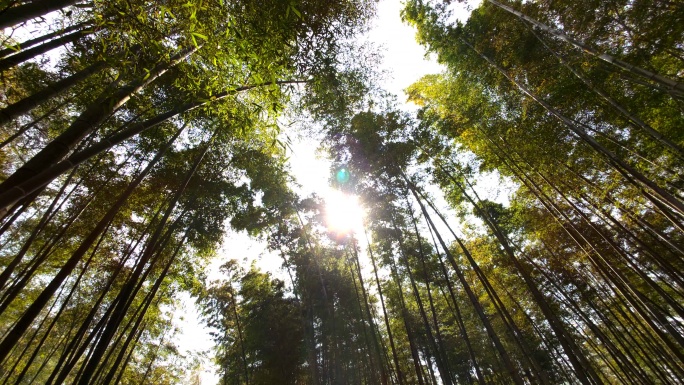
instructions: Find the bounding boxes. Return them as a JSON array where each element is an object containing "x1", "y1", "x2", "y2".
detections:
[{"x1": 336, "y1": 168, "x2": 350, "y2": 184}]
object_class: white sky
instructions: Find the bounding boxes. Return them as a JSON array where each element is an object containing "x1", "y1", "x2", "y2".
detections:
[
  {"x1": 286, "y1": 0, "x2": 446, "y2": 198},
  {"x1": 177, "y1": 1, "x2": 487, "y2": 383},
  {"x1": 4, "y1": 1, "x2": 485, "y2": 383}
]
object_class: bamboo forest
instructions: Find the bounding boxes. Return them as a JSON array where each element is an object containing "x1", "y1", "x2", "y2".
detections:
[{"x1": 1, "y1": 0, "x2": 683, "y2": 383}]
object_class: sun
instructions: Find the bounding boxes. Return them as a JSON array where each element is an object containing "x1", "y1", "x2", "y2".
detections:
[{"x1": 324, "y1": 189, "x2": 365, "y2": 235}]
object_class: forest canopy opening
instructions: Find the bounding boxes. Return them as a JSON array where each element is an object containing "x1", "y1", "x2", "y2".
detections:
[{"x1": 1, "y1": 0, "x2": 683, "y2": 384}]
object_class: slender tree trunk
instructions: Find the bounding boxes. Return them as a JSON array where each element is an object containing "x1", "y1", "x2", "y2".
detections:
[
  {"x1": 0, "y1": 61, "x2": 107, "y2": 125},
  {"x1": 0, "y1": 150, "x2": 130, "y2": 314},
  {"x1": 10, "y1": 230, "x2": 102, "y2": 384},
  {"x1": 351, "y1": 240, "x2": 389, "y2": 384},
  {"x1": 27, "y1": 324, "x2": 76, "y2": 384},
  {"x1": 366, "y1": 229, "x2": 406, "y2": 385},
  {"x1": 0, "y1": 194, "x2": 95, "y2": 316},
  {"x1": 407, "y1": 181, "x2": 525, "y2": 385},
  {"x1": 486, "y1": 136, "x2": 684, "y2": 363},
  {"x1": 229, "y1": 282, "x2": 250, "y2": 385},
  {"x1": 305, "y1": 301, "x2": 320, "y2": 385},
  {"x1": 89, "y1": 226, "x2": 182, "y2": 383},
  {"x1": 0, "y1": 45, "x2": 197, "y2": 197},
  {"x1": 487, "y1": 0, "x2": 684, "y2": 95},
  {"x1": 425, "y1": 219, "x2": 484, "y2": 384},
  {"x1": 390, "y1": 217, "x2": 452, "y2": 385},
  {"x1": 560, "y1": 161, "x2": 684, "y2": 258},
  {"x1": 1, "y1": 277, "x2": 68, "y2": 384},
  {"x1": 0, "y1": 126, "x2": 183, "y2": 364},
  {"x1": 533, "y1": 167, "x2": 684, "y2": 318},
  {"x1": 406, "y1": 206, "x2": 456, "y2": 385},
  {"x1": 0, "y1": 0, "x2": 80, "y2": 30},
  {"x1": 110, "y1": 323, "x2": 145, "y2": 385},
  {"x1": 0, "y1": 190, "x2": 30, "y2": 235},
  {"x1": 461, "y1": 37, "x2": 684, "y2": 218},
  {"x1": 385, "y1": 252, "x2": 426, "y2": 385},
  {"x1": 502, "y1": 134, "x2": 684, "y2": 331},
  {"x1": 79, "y1": 222, "x2": 185, "y2": 384},
  {"x1": 101, "y1": 239, "x2": 184, "y2": 385},
  {"x1": 551, "y1": 163, "x2": 684, "y2": 285},
  {"x1": 345, "y1": 248, "x2": 381, "y2": 385},
  {"x1": 437, "y1": 162, "x2": 604, "y2": 385},
  {"x1": 0, "y1": 21, "x2": 91, "y2": 58},
  {"x1": 139, "y1": 315, "x2": 173, "y2": 384},
  {"x1": 407, "y1": 174, "x2": 553, "y2": 383},
  {"x1": 0, "y1": 148, "x2": 128, "y2": 296},
  {"x1": 0, "y1": 80, "x2": 306, "y2": 211},
  {"x1": 529, "y1": 26, "x2": 684, "y2": 159},
  {"x1": 585, "y1": 279, "x2": 684, "y2": 381},
  {"x1": 46, "y1": 215, "x2": 157, "y2": 385},
  {"x1": 76, "y1": 135, "x2": 212, "y2": 385},
  {"x1": 0, "y1": 97, "x2": 71, "y2": 150},
  {"x1": 579, "y1": 292, "x2": 665, "y2": 383},
  {"x1": 0, "y1": 29, "x2": 93, "y2": 72},
  {"x1": 423, "y1": 347, "x2": 439, "y2": 385},
  {"x1": 0, "y1": 164, "x2": 78, "y2": 291}
]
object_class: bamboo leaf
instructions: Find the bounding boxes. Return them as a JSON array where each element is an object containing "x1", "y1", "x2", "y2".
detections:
[{"x1": 191, "y1": 32, "x2": 208, "y2": 41}]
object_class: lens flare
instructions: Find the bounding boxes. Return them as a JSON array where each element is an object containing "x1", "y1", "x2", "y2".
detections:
[{"x1": 335, "y1": 168, "x2": 350, "y2": 184}]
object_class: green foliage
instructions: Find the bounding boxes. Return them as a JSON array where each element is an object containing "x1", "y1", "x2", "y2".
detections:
[
  {"x1": 2, "y1": 1, "x2": 683, "y2": 384},
  {"x1": 0, "y1": 0, "x2": 376, "y2": 382}
]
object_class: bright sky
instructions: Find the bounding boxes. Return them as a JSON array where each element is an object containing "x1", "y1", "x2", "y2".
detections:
[
  {"x1": 3, "y1": 1, "x2": 479, "y2": 383},
  {"x1": 286, "y1": 0, "x2": 445, "y2": 197},
  {"x1": 177, "y1": 1, "x2": 484, "y2": 383}
]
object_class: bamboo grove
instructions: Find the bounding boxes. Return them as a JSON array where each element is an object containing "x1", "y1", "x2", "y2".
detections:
[{"x1": 1, "y1": 0, "x2": 683, "y2": 384}]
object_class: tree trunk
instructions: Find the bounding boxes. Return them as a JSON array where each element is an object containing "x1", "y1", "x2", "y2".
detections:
[
  {"x1": 385, "y1": 252, "x2": 426, "y2": 385},
  {"x1": 0, "y1": 148, "x2": 128, "y2": 296},
  {"x1": 229, "y1": 282, "x2": 250, "y2": 385},
  {"x1": 0, "y1": 164, "x2": 78, "y2": 291},
  {"x1": 529, "y1": 26, "x2": 684, "y2": 160},
  {"x1": 10, "y1": 232, "x2": 102, "y2": 384},
  {"x1": 110, "y1": 323, "x2": 145, "y2": 385},
  {"x1": 425, "y1": 218, "x2": 484, "y2": 385},
  {"x1": 46, "y1": 214, "x2": 159, "y2": 385},
  {"x1": 407, "y1": 181, "x2": 525, "y2": 385},
  {"x1": 0, "y1": 44, "x2": 197, "y2": 196},
  {"x1": 0, "y1": 196, "x2": 94, "y2": 316},
  {"x1": 0, "y1": 21, "x2": 91, "y2": 59},
  {"x1": 487, "y1": 0, "x2": 684, "y2": 96},
  {"x1": 2, "y1": 278, "x2": 68, "y2": 384},
  {"x1": 353, "y1": 240, "x2": 390, "y2": 383},
  {"x1": 0, "y1": 60, "x2": 107, "y2": 125},
  {"x1": 408, "y1": 175, "x2": 550, "y2": 384},
  {"x1": 533, "y1": 167, "x2": 684, "y2": 318},
  {"x1": 407, "y1": 207, "x2": 457, "y2": 385},
  {"x1": 0, "y1": 126, "x2": 183, "y2": 364},
  {"x1": 0, "y1": 0, "x2": 80, "y2": 30},
  {"x1": 138, "y1": 316, "x2": 173, "y2": 384},
  {"x1": 391, "y1": 217, "x2": 452, "y2": 385},
  {"x1": 0, "y1": 29, "x2": 92, "y2": 72},
  {"x1": 438, "y1": 162, "x2": 603, "y2": 385},
  {"x1": 0, "y1": 98, "x2": 71, "y2": 150},
  {"x1": 345, "y1": 249, "x2": 382, "y2": 385},
  {"x1": 76, "y1": 136, "x2": 212, "y2": 384},
  {"x1": 0, "y1": 80, "x2": 305, "y2": 211},
  {"x1": 88, "y1": 224, "x2": 182, "y2": 383},
  {"x1": 486, "y1": 136, "x2": 684, "y2": 364},
  {"x1": 366, "y1": 231, "x2": 406, "y2": 385},
  {"x1": 461, "y1": 37, "x2": 684, "y2": 218},
  {"x1": 101, "y1": 240, "x2": 184, "y2": 385}
]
